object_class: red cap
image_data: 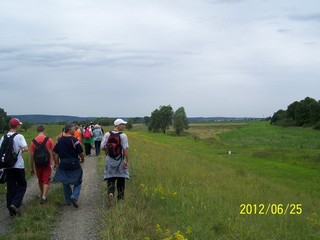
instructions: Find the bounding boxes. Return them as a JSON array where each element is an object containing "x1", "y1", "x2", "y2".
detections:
[{"x1": 9, "y1": 118, "x2": 23, "y2": 126}]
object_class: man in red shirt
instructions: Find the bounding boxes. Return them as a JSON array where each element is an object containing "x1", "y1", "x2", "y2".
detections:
[{"x1": 30, "y1": 125, "x2": 55, "y2": 204}]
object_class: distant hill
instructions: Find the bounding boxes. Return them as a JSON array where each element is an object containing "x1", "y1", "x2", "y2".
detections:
[
  {"x1": 11, "y1": 115, "x2": 96, "y2": 124},
  {"x1": 188, "y1": 117, "x2": 259, "y2": 122},
  {"x1": 10, "y1": 114, "x2": 260, "y2": 124}
]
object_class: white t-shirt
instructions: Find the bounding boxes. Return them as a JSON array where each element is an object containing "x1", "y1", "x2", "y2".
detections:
[
  {"x1": 0, "y1": 132, "x2": 27, "y2": 169},
  {"x1": 101, "y1": 131, "x2": 129, "y2": 150}
]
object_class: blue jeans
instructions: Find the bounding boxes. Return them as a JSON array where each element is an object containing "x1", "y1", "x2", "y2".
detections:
[
  {"x1": 63, "y1": 183, "x2": 81, "y2": 205},
  {"x1": 94, "y1": 141, "x2": 101, "y2": 156}
]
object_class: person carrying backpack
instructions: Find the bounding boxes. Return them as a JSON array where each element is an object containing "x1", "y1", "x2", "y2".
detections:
[
  {"x1": 0, "y1": 118, "x2": 29, "y2": 216},
  {"x1": 53, "y1": 123, "x2": 85, "y2": 208},
  {"x1": 30, "y1": 125, "x2": 55, "y2": 204},
  {"x1": 92, "y1": 124, "x2": 103, "y2": 156},
  {"x1": 83, "y1": 124, "x2": 93, "y2": 156},
  {"x1": 101, "y1": 119, "x2": 130, "y2": 207}
]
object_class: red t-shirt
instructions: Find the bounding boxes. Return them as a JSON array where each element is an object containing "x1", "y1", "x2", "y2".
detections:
[{"x1": 30, "y1": 135, "x2": 55, "y2": 164}]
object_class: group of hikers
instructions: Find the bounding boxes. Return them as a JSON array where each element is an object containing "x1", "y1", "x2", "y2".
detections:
[{"x1": 0, "y1": 118, "x2": 130, "y2": 216}]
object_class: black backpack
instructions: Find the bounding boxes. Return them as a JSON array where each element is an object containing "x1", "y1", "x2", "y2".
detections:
[
  {"x1": 0, "y1": 133, "x2": 19, "y2": 168},
  {"x1": 106, "y1": 132, "x2": 123, "y2": 160},
  {"x1": 32, "y1": 137, "x2": 50, "y2": 167}
]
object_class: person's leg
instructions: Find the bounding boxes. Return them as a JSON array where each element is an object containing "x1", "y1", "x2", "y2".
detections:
[
  {"x1": 94, "y1": 141, "x2": 101, "y2": 156},
  {"x1": 36, "y1": 166, "x2": 44, "y2": 196},
  {"x1": 71, "y1": 183, "x2": 82, "y2": 201},
  {"x1": 70, "y1": 183, "x2": 82, "y2": 208},
  {"x1": 41, "y1": 165, "x2": 51, "y2": 199},
  {"x1": 107, "y1": 177, "x2": 116, "y2": 195},
  {"x1": 63, "y1": 184, "x2": 72, "y2": 206},
  {"x1": 6, "y1": 169, "x2": 17, "y2": 215},
  {"x1": 11, "y1": 169, "x2": 27, "y2": 208},
  {"x1": 85, "y1": 143, "x2": 91, "y2": 155},
  {"x1": 107, "y1": 177, "x2": 116, "y2": 206},
  {"x1": 116, "y1": 177, "x2": 125, "y2": 200}
]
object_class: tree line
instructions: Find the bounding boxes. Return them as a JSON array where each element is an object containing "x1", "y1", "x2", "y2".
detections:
[
  {"x1": 0, "y1": 105, "x2": 189, "y2": 135},
  {"x1": 271, "y1": 97, "x2": 320, "y2": 129}
]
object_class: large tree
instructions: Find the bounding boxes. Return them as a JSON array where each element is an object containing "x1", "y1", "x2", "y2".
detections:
[
  {"x1": 173, "y1": 107, "x2": 189, "y2": 135},
  {"x1": 148, "y1": 105, "x2": 174, "y2": 134},
  {"x1": 0, "y1": 107, "x2": 9, "y2": 133}
]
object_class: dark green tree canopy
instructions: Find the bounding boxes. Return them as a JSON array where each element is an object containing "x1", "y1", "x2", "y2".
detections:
[
  {"x1": 173, "y1": 107, "x2": 189, "y2": 135},
  {"x1": 0, "y1": 107, "x2": 10, "y2": 133},
  {"x1": 148, "y1": 105, "x2": 174, "y2": 134},
  {"x1": 271, "y1": 97, "x2": 320, "y2": 128}
]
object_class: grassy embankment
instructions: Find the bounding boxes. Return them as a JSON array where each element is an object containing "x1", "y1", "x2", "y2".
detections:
[{"x1": 99, "y1": 121, "x2": 320, "y2": 240}]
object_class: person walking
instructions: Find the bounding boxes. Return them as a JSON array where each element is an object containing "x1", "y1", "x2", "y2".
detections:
[
  {"x1": 53, "y1": 123, "x2": 85, "y2": 208},
  {"x1": 92, "y1": 124, "x2": 103, "y2": 156},
  {"x1": 101, "y1": 119, "x2": 130, "y2": 207},
  {"x1": 83, "y1": 124, "x2": 93, "y2": 156},
  {"x1": 73, "y1": 125, "x2": 82, "y2": 145},
  {"x1": 0, "y1": 118, "x2": 29, "y2": 216},
  {"x1": 30, "y1": 125, "x2": 55, "y2": 204}
]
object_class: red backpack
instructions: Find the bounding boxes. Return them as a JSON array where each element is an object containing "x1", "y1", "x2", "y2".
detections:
[
  {"x1": 106, "y1": 132, "x2": 123, "y2": 160},
  {"x1": 83, "y1": 128, "x2": 91, "y2": 139}
]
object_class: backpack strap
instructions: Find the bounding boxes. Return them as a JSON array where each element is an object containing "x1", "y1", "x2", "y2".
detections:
[
  {"x1": 42, "y1": 137, "x2": 49, "y2": 146},
  {"x1": 6, "y1": 132, "x2": 18, "y2": 140},
  {"x1": 32, "y1": 139, "x2": 40, "y2": 146},
  {"x1": 32, "y1": 137, "x2": 49, "y2": 147}
]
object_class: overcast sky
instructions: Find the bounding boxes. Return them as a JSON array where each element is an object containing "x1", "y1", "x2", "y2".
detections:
[{"x1": 0, "y1": 0, "x2": 319, "y2": 118}]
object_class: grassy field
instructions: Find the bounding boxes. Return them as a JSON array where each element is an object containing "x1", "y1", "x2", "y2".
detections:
[
  {"x1": 1, "y1": 122, "x2": 320, "y2": 239},
  {"x1": 100, "y1": 121, "x2": 320, "y2": 239}
]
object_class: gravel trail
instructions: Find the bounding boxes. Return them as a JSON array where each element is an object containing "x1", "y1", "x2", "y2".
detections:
[{"x1": 50, "y1": 155, "x2": 103, "y2": 240}]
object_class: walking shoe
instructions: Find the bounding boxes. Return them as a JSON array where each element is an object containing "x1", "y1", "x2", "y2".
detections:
[
  {"x1": 71, "y1": 198, "x2": 79, "y2": 208},
  {"x1": 108, "y1": 193, "x2": 114, "y2": 207},
  {"x1": 9, "y1": 208, "x2": 16, "y2": 217},
  {"x1": 40, "y1": 197, "x2": 47, "y2": 205},
  {"x1": 9, "y1": 205, "x2": 20, "y2": 216}
]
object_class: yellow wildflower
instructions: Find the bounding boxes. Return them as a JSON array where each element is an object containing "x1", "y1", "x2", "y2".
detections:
[
  {"x1": 186, "y1": 226, "x2": 192, "y2": 235},
  {"x1": 157, "y1": 224, "x2": 162, "y2": 233}
]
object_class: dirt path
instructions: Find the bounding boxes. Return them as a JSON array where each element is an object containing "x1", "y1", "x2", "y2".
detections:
[{"x1": 50, "y1": 155, "x2": 103, "y2": 240}]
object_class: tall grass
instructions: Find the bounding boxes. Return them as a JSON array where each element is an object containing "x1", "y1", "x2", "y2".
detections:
[{"x1": 99, "y1": 122, "x2": 320, "y2": 239}]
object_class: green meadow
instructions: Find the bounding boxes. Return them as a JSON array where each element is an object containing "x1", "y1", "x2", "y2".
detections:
[
  {"x1": 1, "y1": 121, "x2": 320, "y2": 239},
  {"x1": 101, "y1": 121, "x2": 320, "y2": 239}
]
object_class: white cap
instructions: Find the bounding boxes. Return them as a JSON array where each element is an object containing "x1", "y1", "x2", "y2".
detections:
[{"x1": 114, "y1": 119, "x2": 127, "y2": 126}]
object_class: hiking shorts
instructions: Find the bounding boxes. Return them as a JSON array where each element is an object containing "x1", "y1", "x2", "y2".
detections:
[{"x1": 36, "y1": 165, "x2": 52, "y2": 185}]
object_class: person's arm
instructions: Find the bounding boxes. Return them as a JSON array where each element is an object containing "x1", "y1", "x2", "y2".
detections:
[
  {"x1": 123, "y1": 148, "x2": 129, "y2": 168},
  {"x1": 79, "y1": 152, "x2": 85, "y2": 163},
  {"x1": 30, "y1": 144, "x2": 35, "y2": 176},
  {"x1": 19, "y1": 135, "x2": 29, "y2": 153},
  {"x1": 53, "y1": 152, "x2": 60, "y2": 170},
  {"x1": 101, "y1": 133, "x2": 108, "y2": 152}
]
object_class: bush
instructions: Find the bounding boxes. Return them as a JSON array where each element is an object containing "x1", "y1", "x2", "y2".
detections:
[{"x1": 313, "y1": 120, "x2": 320, "y2": 130}]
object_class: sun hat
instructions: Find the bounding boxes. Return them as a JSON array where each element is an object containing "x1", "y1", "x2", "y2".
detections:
[
  {"x1": 9, "y1": 118, "x2": 23, "y2": 127},
  {"x1": 114, "y1": 119, "x2": 127, "y2": 126}
]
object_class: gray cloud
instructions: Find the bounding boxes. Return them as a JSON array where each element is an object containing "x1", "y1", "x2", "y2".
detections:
[{"x1": 289, "y1": 13, "x2": 320, "y2": 21}]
